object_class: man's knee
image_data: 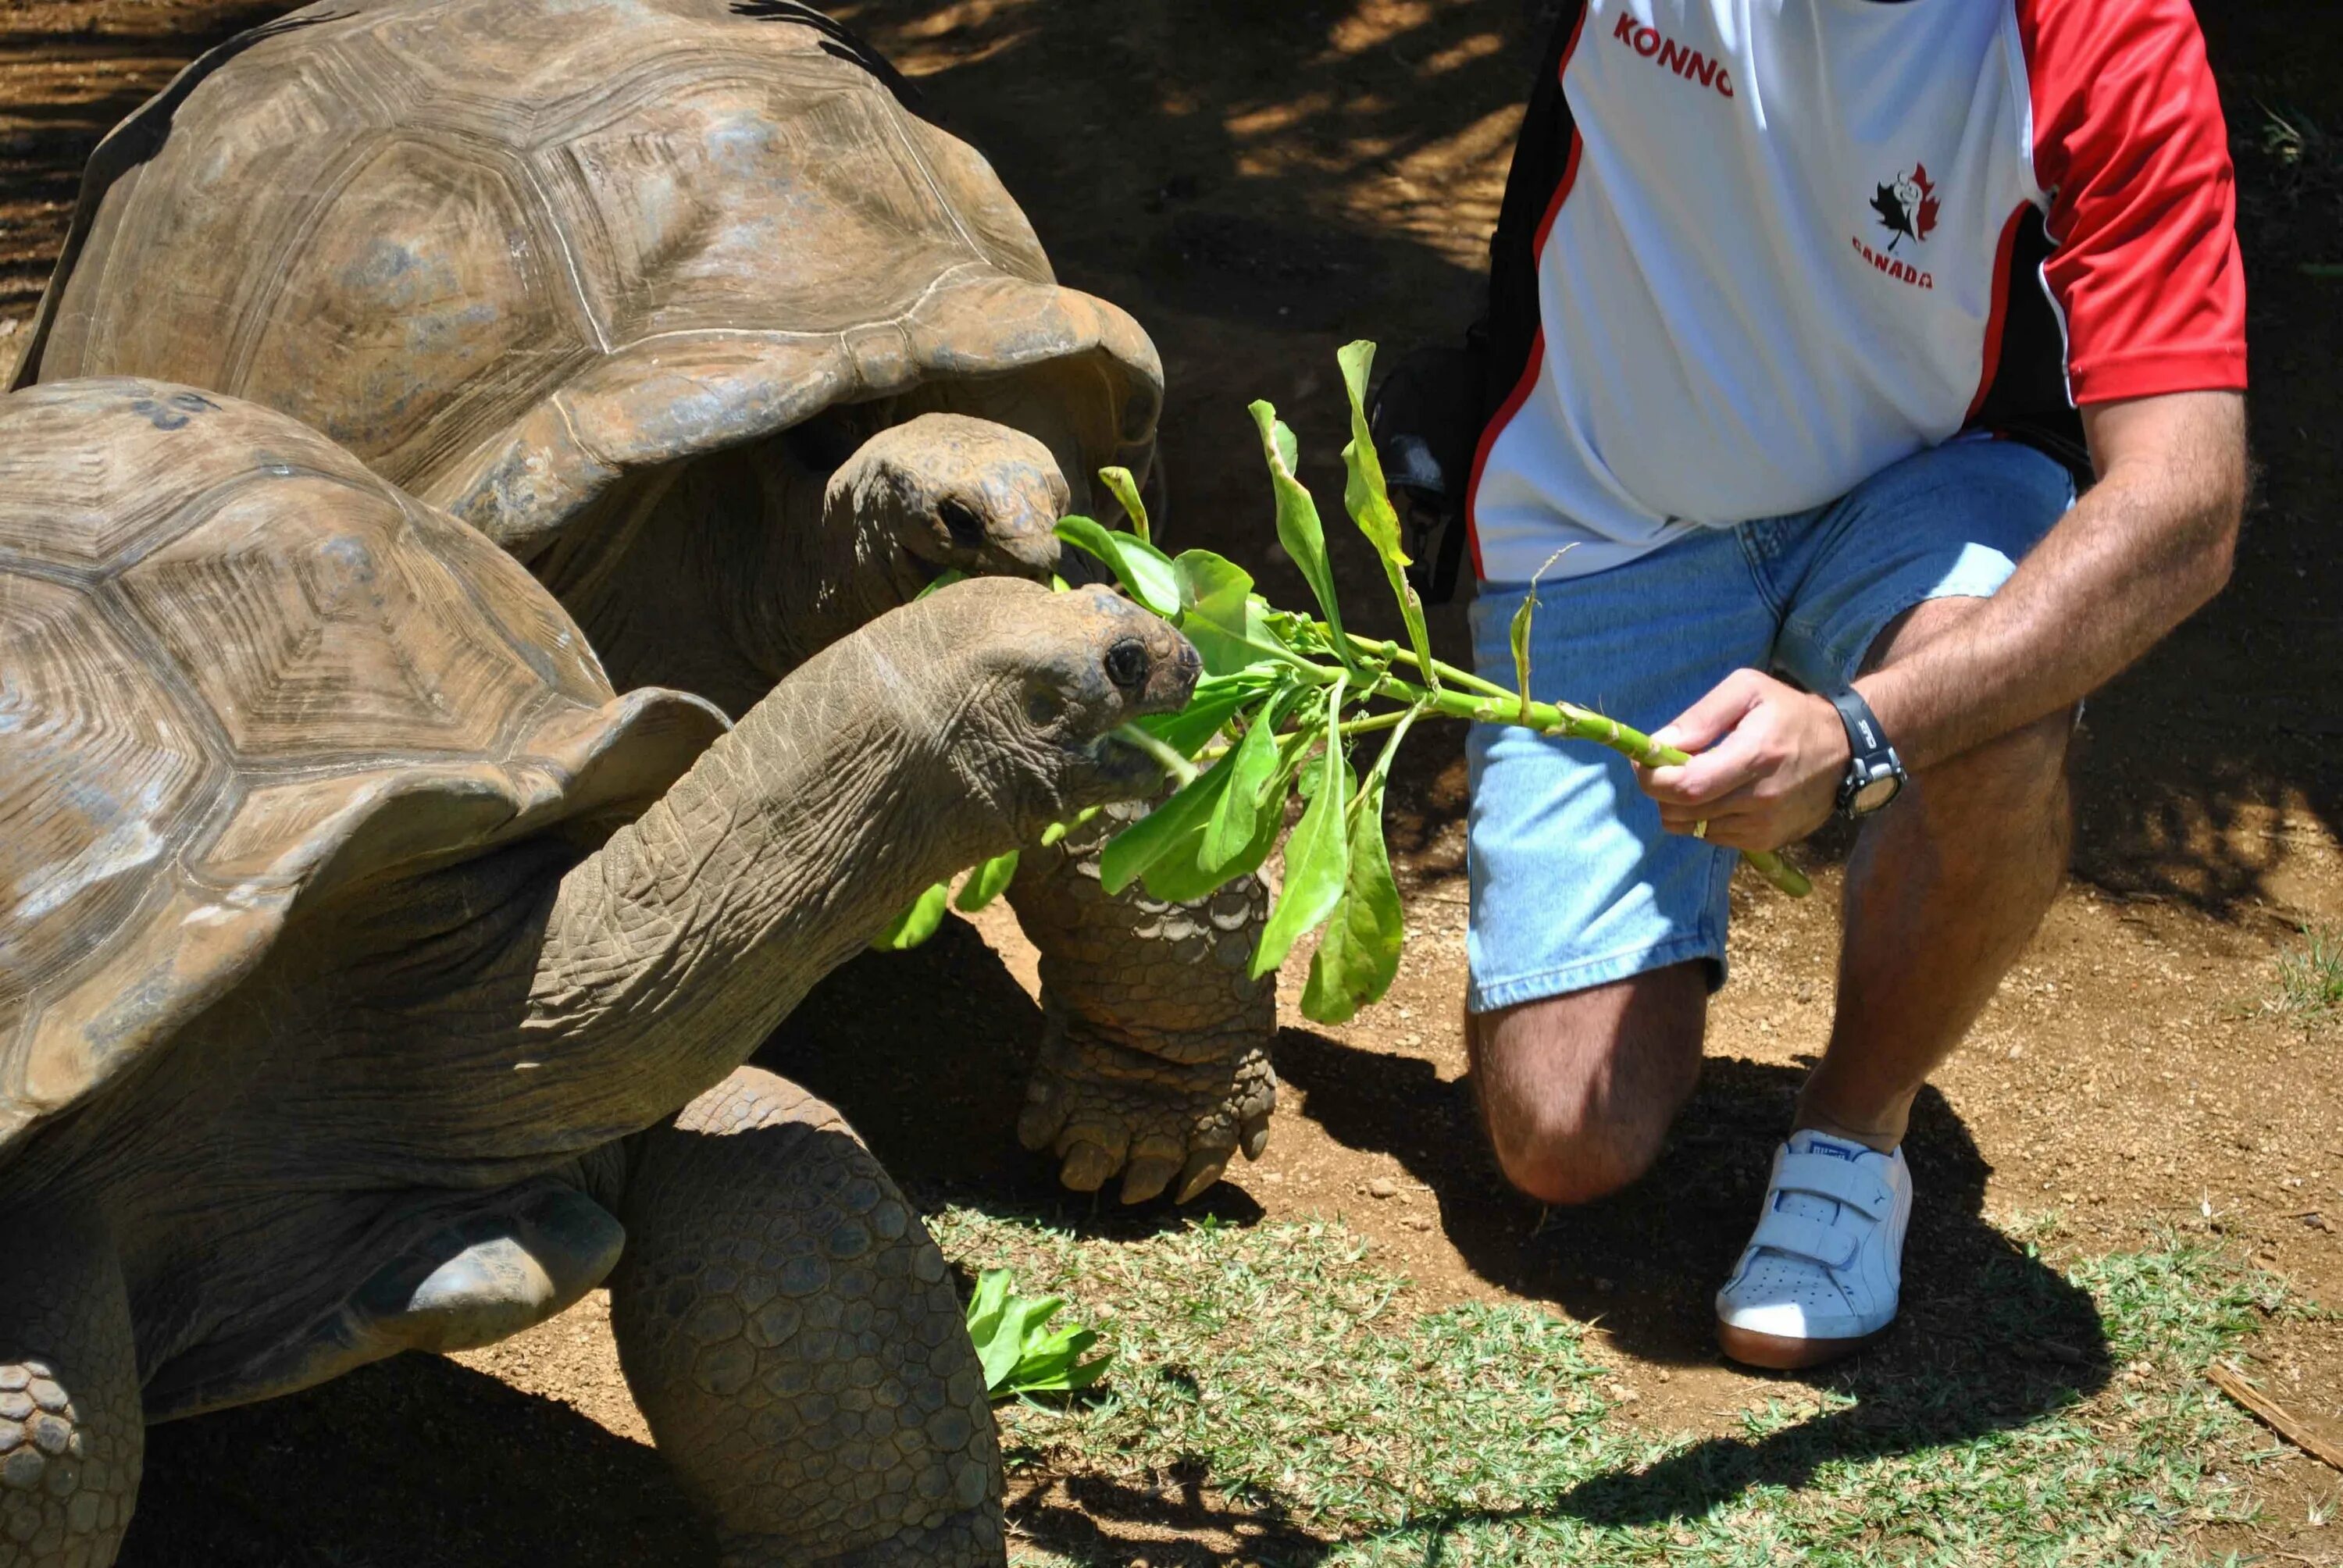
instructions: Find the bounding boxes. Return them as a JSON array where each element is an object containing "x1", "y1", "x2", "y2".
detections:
[
  {"x1": 1468, "y1": 968, "x2": 1706, "y2": 1207},
  {"x1": 1910, "y1": 704, "x2": 2076, "y2": 826}
]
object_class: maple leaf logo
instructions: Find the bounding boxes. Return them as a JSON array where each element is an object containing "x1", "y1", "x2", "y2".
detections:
[{"x1": 1871, "y1": 163, "x2": 1940, "y2": 251}]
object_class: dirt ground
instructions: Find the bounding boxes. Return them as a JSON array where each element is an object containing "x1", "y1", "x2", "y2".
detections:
[{"x1": 6, "y1": 1, "x2": 2343, "y2": 1563}]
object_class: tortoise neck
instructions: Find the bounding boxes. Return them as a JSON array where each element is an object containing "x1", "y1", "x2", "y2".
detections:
[{"x1": 523, "y1": 625, "x2": 989, "y2": 1128}]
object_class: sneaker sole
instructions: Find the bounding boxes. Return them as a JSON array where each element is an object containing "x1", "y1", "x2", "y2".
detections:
[{"x1": 1716, "y1": 1319, "x2": 1888, "y2": 1370}]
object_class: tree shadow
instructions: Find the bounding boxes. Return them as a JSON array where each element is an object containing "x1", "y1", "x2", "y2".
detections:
[
  {"x1": 116, "y1": 1354, "x2": 710, "y2": 1568},
  {"x1": 1007, "y1": 1471, "x2": 1334, "y2": 1568},
  {"x1": 1275, "y1": 1026, "x2": 2113, "y2": 1527}
]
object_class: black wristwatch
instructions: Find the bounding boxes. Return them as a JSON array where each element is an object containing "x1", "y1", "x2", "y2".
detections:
[{"x1": 1828, "y1": 686, "x2": 1907, "y2": 819}]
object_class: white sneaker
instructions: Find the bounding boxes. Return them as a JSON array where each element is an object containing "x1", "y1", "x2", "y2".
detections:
[{"x1": 1714, "y1": 1131, "x2": 1912, "y2": 1369}]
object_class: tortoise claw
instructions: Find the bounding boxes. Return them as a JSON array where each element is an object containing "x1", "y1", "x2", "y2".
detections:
[
  {"x1": 1118, "y1": 1153, "x2": 1181, "y2": 1205},
  {"x1": 1175, "y1": 1153, "x2": 1230, "y2": 1205},
  {"x1": 1239, "y1": 1117, "x2": 1271, "y2": 1163},
  {"x1": 1058, "y1": 1140, "x2": 1118, "y2": 1193}
]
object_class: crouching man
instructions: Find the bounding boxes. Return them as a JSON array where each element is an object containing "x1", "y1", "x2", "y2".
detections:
[{"x1": 1379, "y1": 0, "x2": 2248, "y2": 1367}]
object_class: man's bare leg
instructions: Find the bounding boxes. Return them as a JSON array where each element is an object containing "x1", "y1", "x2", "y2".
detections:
[
  {"x1": 1797, "y1": 597, "x2": 2076, "y2": 1151},
  {"x1": 1470, "y1": 598, "x2": 2070, "y2": 1215},
  {"x1": 1468, "y1": 964, "x2": 1706, "y2": 1207},
  {"x1": 1714, "y1": 595, "x2": 2075, "y2": 1367}
]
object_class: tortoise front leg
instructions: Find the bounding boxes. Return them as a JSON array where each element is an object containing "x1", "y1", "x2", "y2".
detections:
[
  {"x1": 0, "y1": 1204, "x2": 141, "y2": 1568},
  {"x1": 608, "y1": 1068, "x2": 1003, "y2": 1568},
  {"x1": 1004, "y1": 804, "x2": 1277, "y2": 1205}
]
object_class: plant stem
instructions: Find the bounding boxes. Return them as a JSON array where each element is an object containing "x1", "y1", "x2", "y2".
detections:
[
  {"x1": 1114, "y1": 724, "x2": 1201, "y2": 787},
  {"x1": 1370, "y1": 675, "x2": 1815, "y2": 898},
  {"x1": 1335, "y1": 630, "x2": 1517, "y2": 701}
]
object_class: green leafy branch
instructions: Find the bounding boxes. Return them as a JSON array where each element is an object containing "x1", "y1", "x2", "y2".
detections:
[{"x1": 1053, "y1": 340, "x2": 1810, "y2": 1027}]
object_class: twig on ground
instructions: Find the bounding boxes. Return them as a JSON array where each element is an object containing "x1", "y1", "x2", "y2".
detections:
[{"x1": 2209, "y1": 1363, "x2": 2343, "y2": 1473}]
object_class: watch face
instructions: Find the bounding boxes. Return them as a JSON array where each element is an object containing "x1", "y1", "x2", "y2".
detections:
[{"x1": 1853, "y1": 772, "x2": 1903, "y2": 814}]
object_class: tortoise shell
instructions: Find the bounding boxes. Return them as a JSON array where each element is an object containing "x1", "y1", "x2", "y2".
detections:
[
  {"x1": 14, "y1": 0, "x2": 1162, "y2": 558},
  {"x1": 0, "y1": 379, "x2": 726, "y2": 1150}
]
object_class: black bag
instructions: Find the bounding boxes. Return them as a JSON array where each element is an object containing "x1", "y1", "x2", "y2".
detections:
[{"x1": 1368, "y1": 329, "x2": 1488, "y2": 605}]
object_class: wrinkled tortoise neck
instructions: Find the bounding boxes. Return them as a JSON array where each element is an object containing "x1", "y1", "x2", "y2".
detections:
[{"x1": 522, "y1": 621, "x2": 1000, "y2": 1129}]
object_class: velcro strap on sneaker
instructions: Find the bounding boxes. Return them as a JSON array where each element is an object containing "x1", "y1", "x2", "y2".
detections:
[
  {"x1": 1747, "y1": 1209, "x2": 1861, "y2": 1270},
  {"x1": 1774, "y1": 1151, "x2": 1894, "y2": 1220}
]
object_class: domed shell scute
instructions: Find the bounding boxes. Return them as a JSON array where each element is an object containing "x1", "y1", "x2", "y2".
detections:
[
  {"x1": 116, "y1": 468, "x2": 594, "y2": 763},
  {"x1": 0, "y1": 570, "x2": 225, "y2": 1014},
  {"x1": 0, "y1": 380, "x2": 726, "y2": 1148},
  {"x1": 234, "y1": 132, "x2": 588, "y2": 482},
  {"x1": 16, "y1": 0, "x2": 1163, "y2": 558}
]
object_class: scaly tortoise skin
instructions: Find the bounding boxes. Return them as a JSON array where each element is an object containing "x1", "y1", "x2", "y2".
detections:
[
  {"x1": 15, "y1": 0, "x2": 1277, "y2": 1206},
  {"x1": 0, "y1": 378, "x2": 1197, "y2": 1568}
]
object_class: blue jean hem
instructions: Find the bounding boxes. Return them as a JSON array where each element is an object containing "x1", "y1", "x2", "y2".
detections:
[
  {"x1": 1790, "y1": 572, "x2": 2013, "y2": 688},
  {"x1": 1467, "y1": 930, "x2": 1729, "y2": 1014}
]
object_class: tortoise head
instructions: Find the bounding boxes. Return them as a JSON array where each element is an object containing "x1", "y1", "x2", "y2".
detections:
[
  {"x1": 913, "y1": 579, "x2": 1199, "y2": 832},
  {"x1": 824, "y1": 412, "x2": 1069, "y2": 600}
]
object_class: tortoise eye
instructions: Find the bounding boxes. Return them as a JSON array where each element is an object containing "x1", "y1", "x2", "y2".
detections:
[
  {"x1": 1104, "y1": 637, "x2": 1150, "y2": 690},
  {"x1": 937, "y1": 497, "x2": 987, "y2": 549}
]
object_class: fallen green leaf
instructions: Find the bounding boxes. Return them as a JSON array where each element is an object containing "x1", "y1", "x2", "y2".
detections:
[{"x1": 965, "y1": 1267, "x2": 1112, "y2": 1400}]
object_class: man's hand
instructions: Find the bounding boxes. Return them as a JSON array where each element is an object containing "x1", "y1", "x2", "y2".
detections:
[{"x1": 1635, "y1": 671, "x2": 1849, "y2": 852}]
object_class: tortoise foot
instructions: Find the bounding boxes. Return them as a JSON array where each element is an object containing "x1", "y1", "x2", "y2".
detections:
[{"x1": 611, "y1": 1068, "x2": 1002, "y2": 1566}]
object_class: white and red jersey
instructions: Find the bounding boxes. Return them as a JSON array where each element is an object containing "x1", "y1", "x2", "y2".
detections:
[{"x1": 1467, "y1": 0, "x2": 2248, "y2": 584}]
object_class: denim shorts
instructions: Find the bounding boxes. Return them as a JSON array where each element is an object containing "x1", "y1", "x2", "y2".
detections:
[{"x1": 1464, "y1": 434, "x2": 2077, "y2": 1014}]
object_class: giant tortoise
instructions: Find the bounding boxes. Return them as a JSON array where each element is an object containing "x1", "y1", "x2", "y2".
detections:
[
  {"x1": 16, "y1": 0, "x2": 1276, "y2": 1206},
  {"x1": 0, "y1": 378, "x2": 1196, "y2": 1568}
]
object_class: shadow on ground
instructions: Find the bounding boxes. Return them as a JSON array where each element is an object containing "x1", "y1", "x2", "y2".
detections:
[
  {"x1": 117, "y1": 1356, "x2": 708, "y2": 1568},
  {"x1": 781, "y1": 929, "x2": 2111, "y2": 1553},
  {"x1": 1275, "y1": 1025, "x2": 2112, "y2": 1531}
]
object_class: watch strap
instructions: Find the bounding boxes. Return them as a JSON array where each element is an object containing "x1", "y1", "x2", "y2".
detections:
[{"x1": 1828, "y1": 686, "x2": 1906, "y2": 818}]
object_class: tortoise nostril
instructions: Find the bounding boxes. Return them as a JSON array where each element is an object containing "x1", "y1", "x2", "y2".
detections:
[
  {"x1": 936, "y1": 497, "x2": 987, "y2": 550},
  {"x1": 1104, "y1": 637, "x2": 1150, "y2": 690}
]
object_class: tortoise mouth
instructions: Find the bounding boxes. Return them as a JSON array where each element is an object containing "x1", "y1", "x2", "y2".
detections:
[{"x1": 1078, "y1": 728, "x2": 1168, "y2": 796}]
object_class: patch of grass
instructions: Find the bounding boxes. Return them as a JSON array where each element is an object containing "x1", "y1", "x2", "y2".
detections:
[
  {"x1": 930, "y1": 1208, "x2": 2288, "y2": 1566},
  {"x1": 2275, "y1": 921, "x2": 2343, "y2": 1021}
]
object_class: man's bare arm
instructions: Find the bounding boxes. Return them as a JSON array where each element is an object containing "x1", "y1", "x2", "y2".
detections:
[
  {"x1": 1637, "y1": 390, "x2": 2248, "y2": 850},
  {"x1": 1857, "y1": 390, "x2": 2247, "y2": 773}
]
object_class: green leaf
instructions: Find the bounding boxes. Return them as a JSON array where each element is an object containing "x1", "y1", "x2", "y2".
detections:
[
  {"x1": 1135, "y1": 667, "x2": 1282, "y2": 758},
  {"x1": 965, "y1": 1268, "x2": 1011, "y2": 1350},
  {"x1": 1247, "y1": 401, "x2": 1350, "y2": 656},
  {"x1": 1509, "y1": 584, "x2": 1538, "y2": 724},
  {"x1": 964, "y1": 1268, "x2": 1112, "y2": 1400},
  {"x1": 1252, "y1": 682, "x2": 1353, "y2": 979},
  {"x1": 1098, "y1": 465, "x2": 1151, "y2": 546},
  {"x1": 1336, "y1": 340, "x2": 1439, "y2": 687},
  {"x1": 915, "y1": 567, "x2": 968, "y2": 600},
  {"x1": 1201, "y1": 693, "x2": 1289, "y2": 874},
  {"x1": 955, "y1": 850, "x2": 1021, "y2": 913},
  {"x1": 1174, "y1": 549, "x2": 1302, "y2": 677},
  {"x1": 1301, "y1": 743, "x2": 1408, "y2": 1025},
  {"x1": 1054, "y1": 515, "x2": 1179, "y2": 617},
  {"x1": 1100, "y1": 758, "x2": 1235, "y2": 896},
  {"x1": 872, "y1": 882, "x2": 951, "y2": 951}
]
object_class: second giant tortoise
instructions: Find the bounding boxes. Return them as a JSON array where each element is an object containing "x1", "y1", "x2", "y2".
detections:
[
  {"x1": 18, "y1": 0, "x2": 1277, "y2": 1206},
  {"x1": 0, "y1": 378, "x2": 1196, "y2": 1567}
]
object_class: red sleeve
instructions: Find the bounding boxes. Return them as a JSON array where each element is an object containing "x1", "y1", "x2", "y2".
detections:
[{"x1": 2017, "y1": 0, "x2": 2247, "y2": 404}]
